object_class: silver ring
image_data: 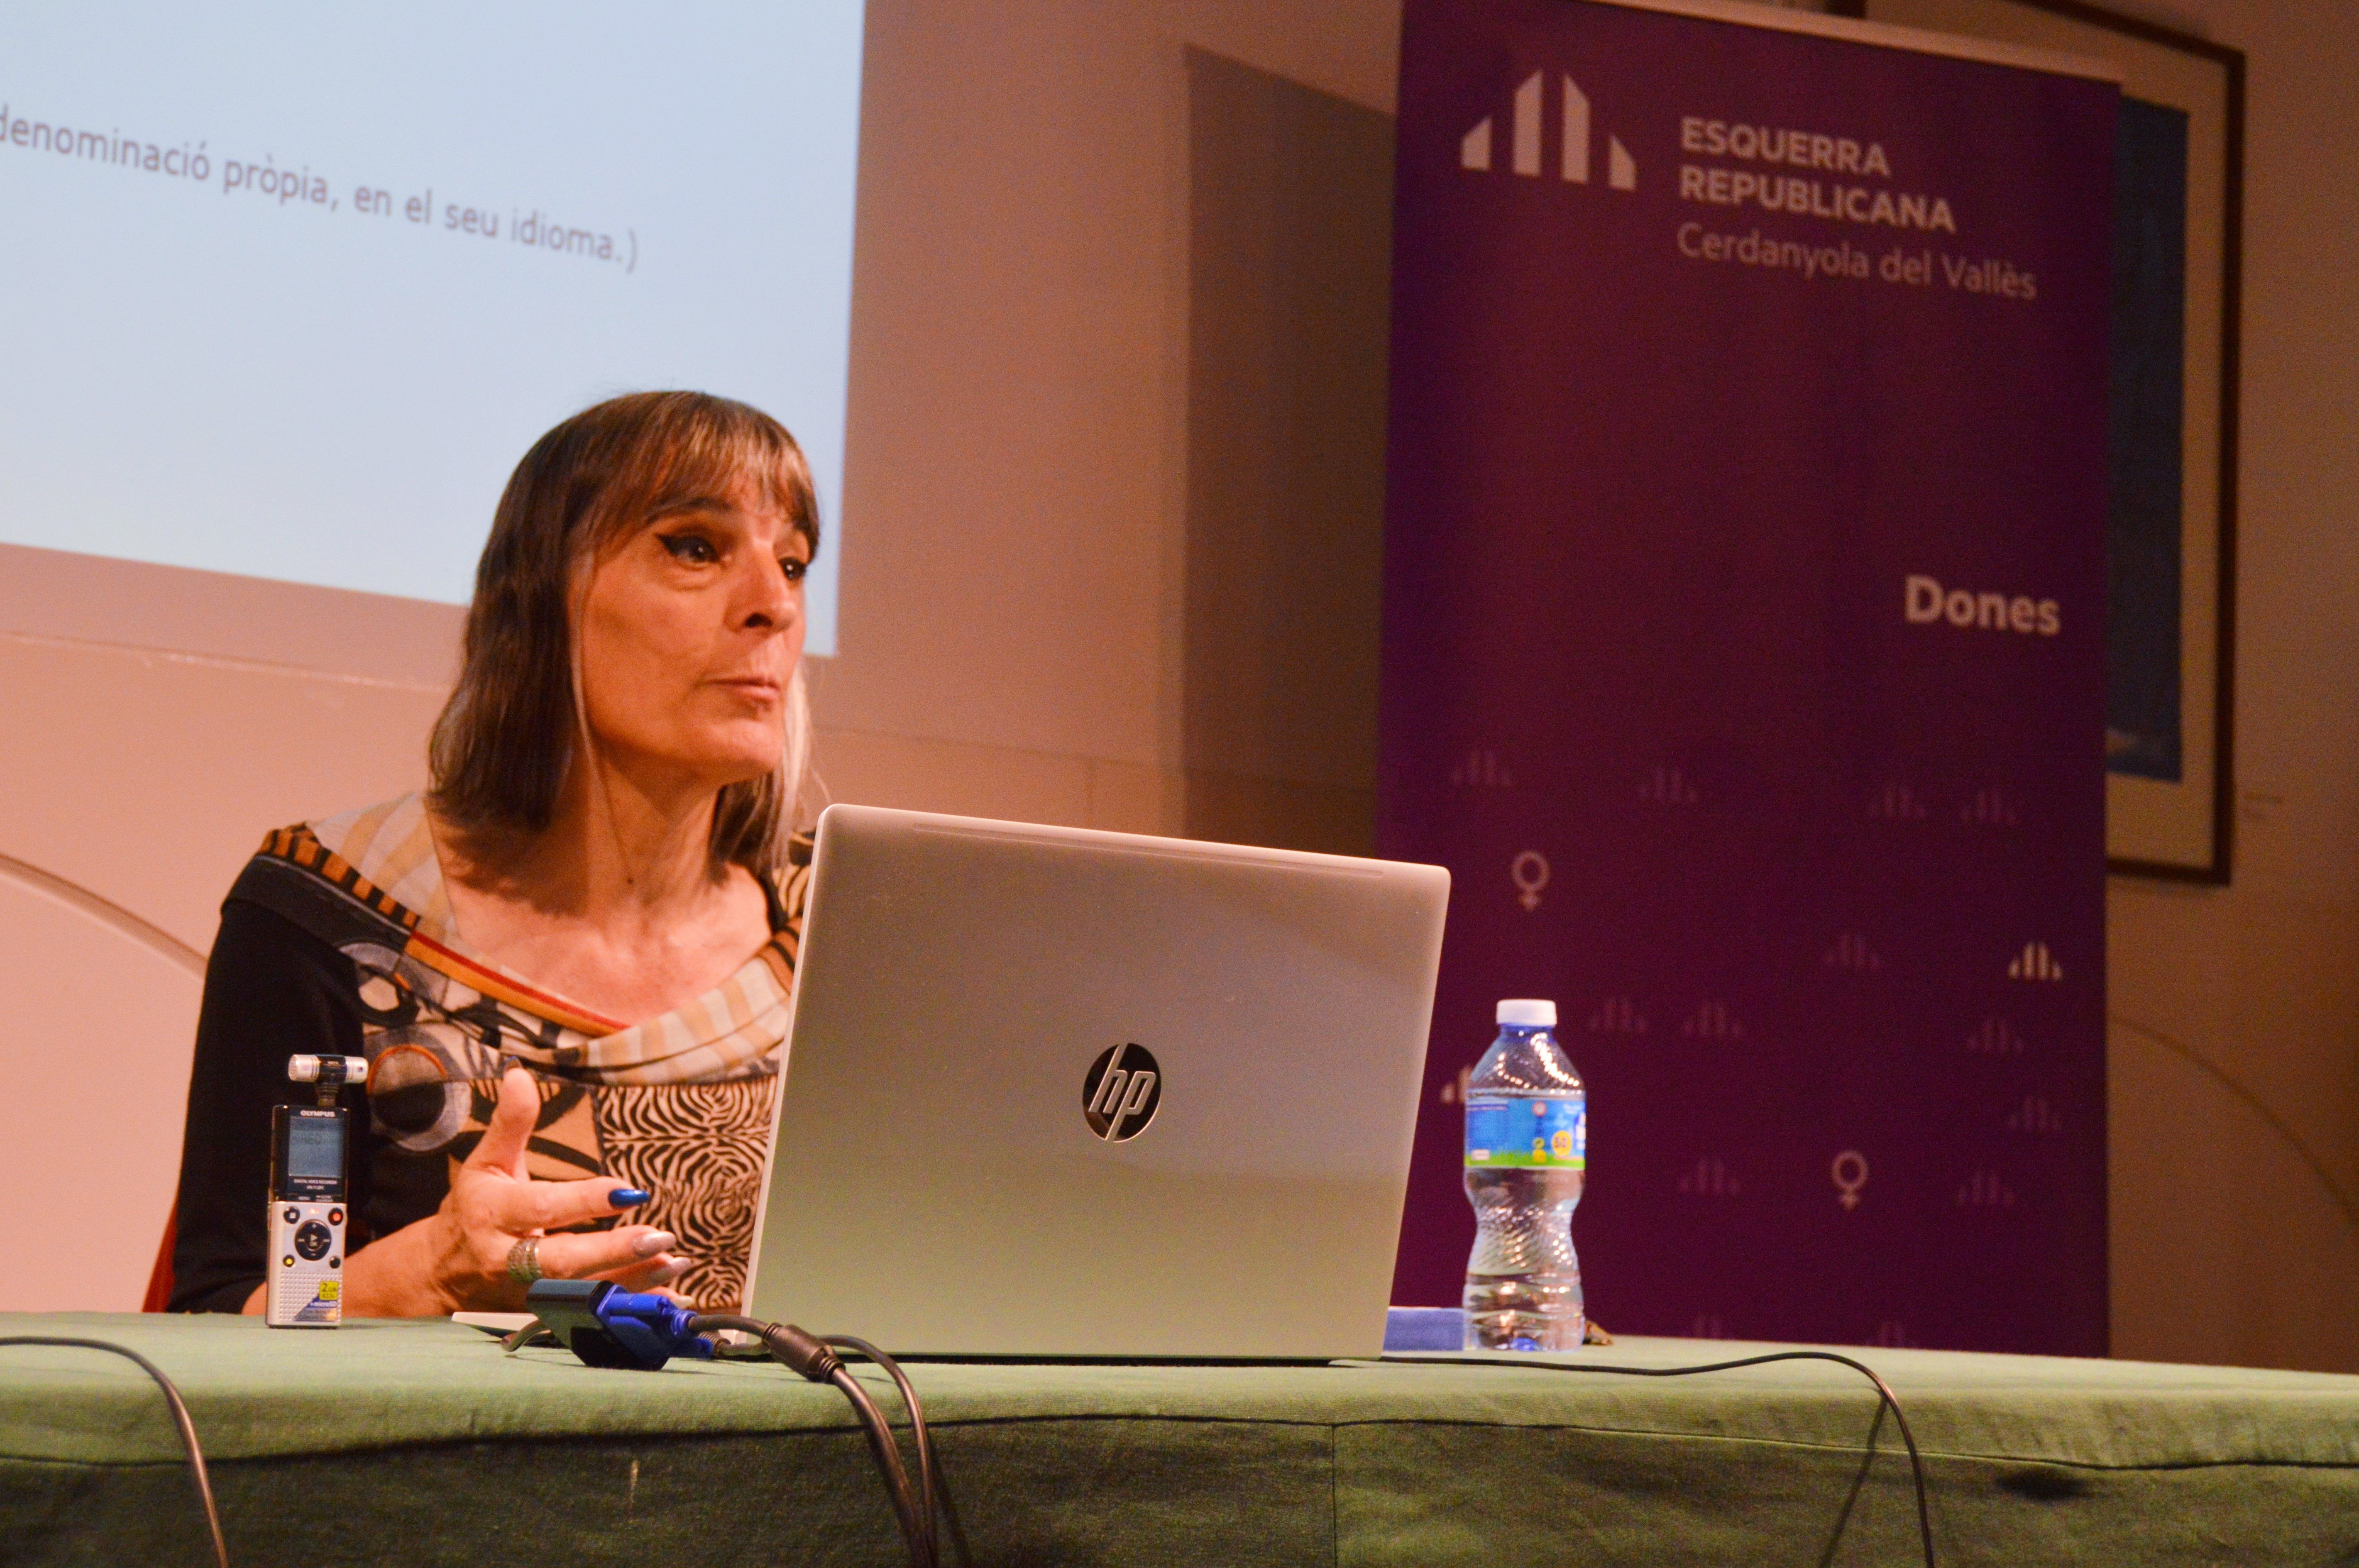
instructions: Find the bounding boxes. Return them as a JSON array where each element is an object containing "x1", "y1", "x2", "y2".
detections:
[{"x1": 505, "y1": 1236, "x2": 544, "y2": 1285}]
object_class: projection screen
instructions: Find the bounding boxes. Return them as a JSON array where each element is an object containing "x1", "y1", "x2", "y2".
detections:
[{"x1": 0, "y1": 1, "x2": 864, "y2": 666}]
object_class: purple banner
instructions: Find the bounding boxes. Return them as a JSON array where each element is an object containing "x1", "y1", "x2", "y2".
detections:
[{"x1": 1379, "y1": 0, "x2": 2115, "y2": 1355}]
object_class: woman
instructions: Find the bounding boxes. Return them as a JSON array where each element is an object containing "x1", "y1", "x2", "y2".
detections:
[{"x1": 167, "y1": 391, "x2": 818, "y2": 1315}]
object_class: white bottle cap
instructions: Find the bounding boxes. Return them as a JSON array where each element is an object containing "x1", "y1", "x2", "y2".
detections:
[{"x1": 1496, "y1": 999, "x2": 1557, "y2": 1027}]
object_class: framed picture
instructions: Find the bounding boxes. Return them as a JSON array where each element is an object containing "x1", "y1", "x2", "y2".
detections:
[{"x1": 1836, "y1": 0, "x2": 2244, "y2": 882}]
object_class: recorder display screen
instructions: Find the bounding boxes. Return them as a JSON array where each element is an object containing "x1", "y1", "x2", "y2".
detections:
[{"x1": 284, "y1": 1117, "x2": 345, "y2": 1182}]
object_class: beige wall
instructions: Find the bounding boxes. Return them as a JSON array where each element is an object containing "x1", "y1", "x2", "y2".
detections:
[
  {"x1": 809, "y1": 0, "x2": 1400, "y2": 849},
  {"x1": 3, "y1": 0, "x2": 2352, "y2": 1372},
  {"x1": 2094, "y1": 0, "x2": 2359, "y2": 1373}
]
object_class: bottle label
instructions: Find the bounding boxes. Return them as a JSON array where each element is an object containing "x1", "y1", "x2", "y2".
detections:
[{"x1": 1464, "y1": 1096, "x2": 1586, "y2": 1168}]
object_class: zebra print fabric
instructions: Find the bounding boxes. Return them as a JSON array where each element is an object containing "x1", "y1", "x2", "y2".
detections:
[{"x1": 594, "y1": 1079, "x2": 780, "y2": 1312}]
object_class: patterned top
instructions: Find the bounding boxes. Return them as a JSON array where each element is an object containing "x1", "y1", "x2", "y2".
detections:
[{"x1": 185, "y1": 792, "x2": 809, "y2": 1313}]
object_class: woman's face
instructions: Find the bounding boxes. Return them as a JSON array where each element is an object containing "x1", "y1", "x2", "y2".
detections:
[{"x1": 575, "y1": 475, "x2": 810, "y2": 796}]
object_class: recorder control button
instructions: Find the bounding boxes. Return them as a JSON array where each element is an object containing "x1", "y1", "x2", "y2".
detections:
[
  {"x1": 283, "y1": 1206, "x2": 300, "y2": 1224},
  {"x1": 329, "y1": 1257, "x2": 341, "y2": 1269},
  {"x1": 293, "y1": 1221, "x2": 333, "y2": 1260},
  {"x1": 328, "y1": 1208, "x2": 344, "y2": 1225},
  {"x1": 282, "y1": 1256, "x2": 296, "y2": 1268}
]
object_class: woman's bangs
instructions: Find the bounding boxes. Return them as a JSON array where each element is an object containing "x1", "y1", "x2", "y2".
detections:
[{"x1": 629, "y1": 412, "x2": 818, "y2": 550}]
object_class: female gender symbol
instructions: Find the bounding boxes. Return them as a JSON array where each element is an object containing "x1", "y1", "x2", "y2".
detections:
[
  {"x1": 1511, "y1": 850, "x2": 1550, "y2": 912},
  {"x1": 1831, "y1": 1149, "x2": 1869, "y2": 1210}
]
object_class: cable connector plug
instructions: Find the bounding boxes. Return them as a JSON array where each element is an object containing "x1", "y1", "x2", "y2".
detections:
[
  {"x1": 759, "y1": 1320, "x2": 843, "y2": 1381},
  {"x1": 687, "y1": 1314, "x2": 843, "y2": 1381},
  {"x1": 524, "y1": 1279, "x2": 714, "y2": 1370}
]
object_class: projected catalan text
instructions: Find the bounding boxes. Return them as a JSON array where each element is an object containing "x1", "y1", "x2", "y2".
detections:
[{"x1": 0, "y1": 100, "x2": 638, "y2": 273}]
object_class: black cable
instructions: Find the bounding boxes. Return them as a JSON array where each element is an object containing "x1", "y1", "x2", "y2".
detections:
[
  {"x1": 1381, "y1": 1349, "x2": 1936, "y2": 1568},
  {"x1": 0, "y1": 1336, "x2": 229, "y2": 1568},
  {"x1": 689, "y1": 1314, "x2": 936, "y2": 1568},
  {"x1": 827, "y1": 1363, "x2": 933, "y2": 1563},
  {"x1": 827, "y1": 1335, "x2": 940, "y2": 1567}
]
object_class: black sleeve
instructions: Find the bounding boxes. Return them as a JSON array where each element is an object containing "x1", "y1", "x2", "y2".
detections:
[{"x1": 166, "y1": 896, "x2": 365, "y2": 1312}]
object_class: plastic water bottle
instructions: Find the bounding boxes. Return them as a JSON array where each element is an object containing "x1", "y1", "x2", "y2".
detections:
[{"x1": 1463, "y1": 998, "x2": 1586, "y2": 1350}]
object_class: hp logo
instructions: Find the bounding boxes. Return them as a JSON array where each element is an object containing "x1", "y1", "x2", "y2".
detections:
[{"x1": 1083, "y1": 1043, "x2": 1161, "y2": 1141}]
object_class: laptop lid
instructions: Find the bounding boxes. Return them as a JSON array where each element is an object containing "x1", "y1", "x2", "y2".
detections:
[{"x1": 743, "y1": 804, "x2": 1449, "y2": 1358}]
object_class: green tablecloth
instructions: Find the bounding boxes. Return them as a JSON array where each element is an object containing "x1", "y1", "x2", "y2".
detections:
[{"x1": 4, "y1": 1313, "x2": 2354, "y2": 1565}]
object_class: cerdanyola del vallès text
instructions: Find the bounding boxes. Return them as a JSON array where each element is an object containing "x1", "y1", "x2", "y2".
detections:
[{"x1": 1672, "y1": 113, "x2": 2038, "y2": 298}]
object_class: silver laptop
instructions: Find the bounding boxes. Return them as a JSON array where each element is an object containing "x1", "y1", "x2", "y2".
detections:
[{"x1": 743, "y1": 804, "x2": 1449, "y2": 1358}]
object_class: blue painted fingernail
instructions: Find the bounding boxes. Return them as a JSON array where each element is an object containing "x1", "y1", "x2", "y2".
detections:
[{"x1": 611, "y1": 1187, "x2": 652, "y2": 1207}]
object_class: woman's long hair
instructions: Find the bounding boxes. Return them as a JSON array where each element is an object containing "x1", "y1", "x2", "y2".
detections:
[{"x1": 427, "y1": 391, "x2": 819, "y2": 879}]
